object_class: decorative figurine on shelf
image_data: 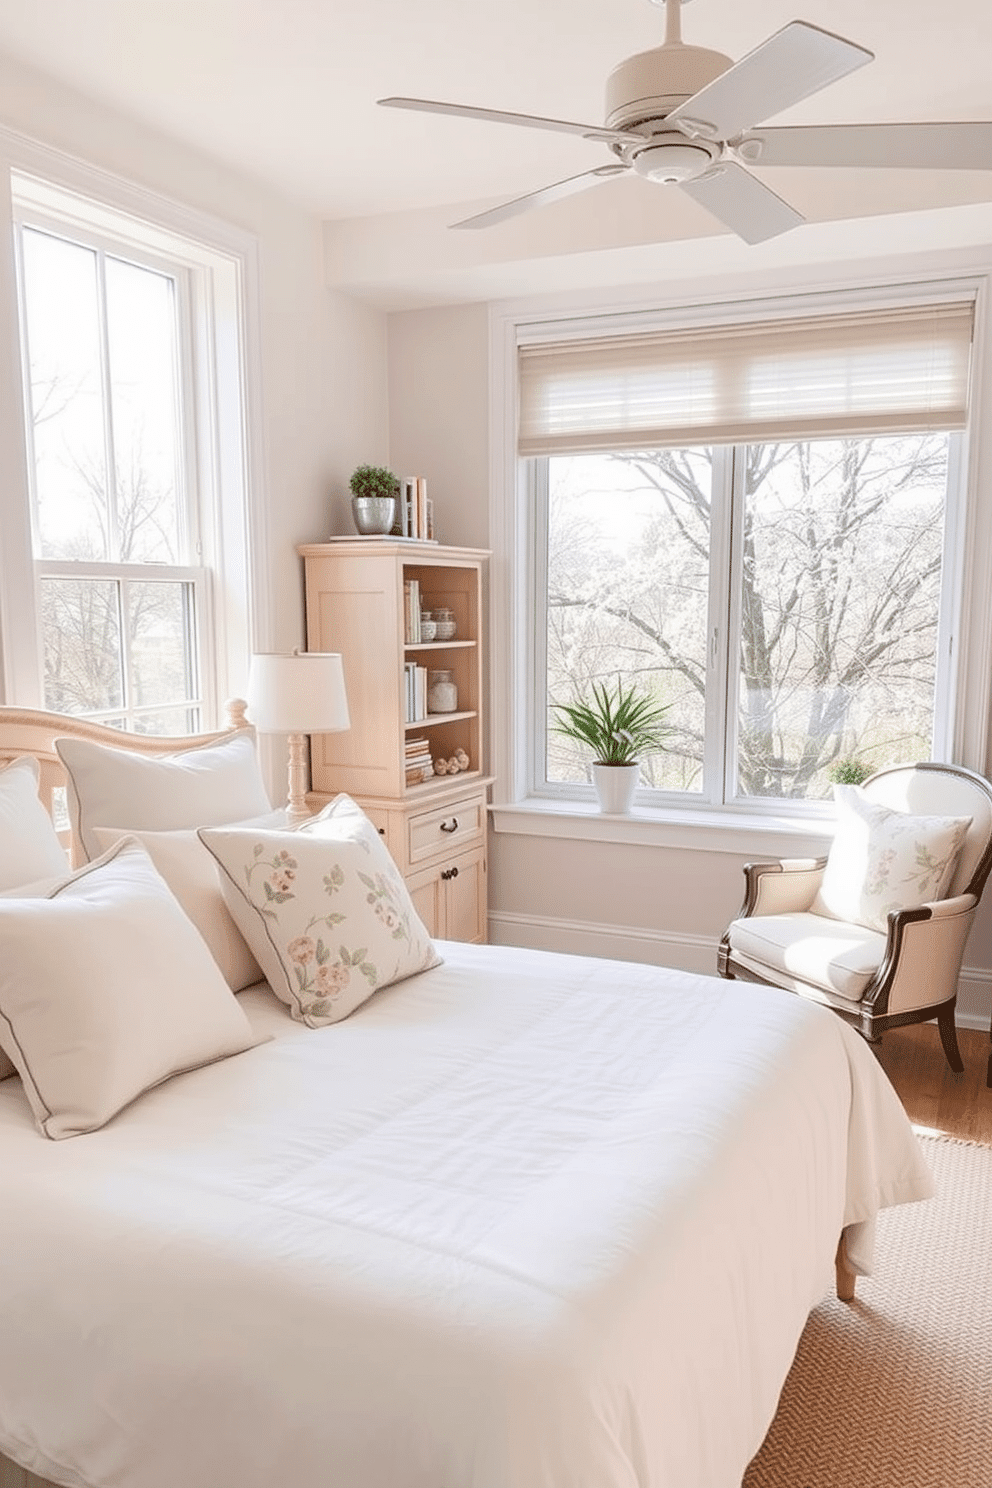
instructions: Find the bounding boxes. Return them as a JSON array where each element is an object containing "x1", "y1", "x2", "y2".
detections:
[{"x1": 434, "y1": 749, "x2": 470, "y2": 776}]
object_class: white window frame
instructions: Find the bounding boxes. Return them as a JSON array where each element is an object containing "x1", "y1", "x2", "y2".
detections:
[
  {"x1": 489, "y1": 266, "x2": 992, "y2": 854},
  {"x1": 0, "y1": 135, "x2": 269, "y2": 728},
  {"x1": 529, "y1": 434, "x2": 964, "y2": 816}
]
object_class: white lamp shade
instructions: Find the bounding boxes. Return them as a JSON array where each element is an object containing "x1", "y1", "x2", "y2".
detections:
[{"x1": 246, "y1": 652, "x2": 350, "y2": 735}]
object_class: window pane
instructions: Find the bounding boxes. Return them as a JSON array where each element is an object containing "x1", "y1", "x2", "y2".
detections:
[
  {"x1": 737, "y1": 436, "x2": 947, "y2": 800},
  {"x1": 133, "y1": 706, "x2": 202, "y2": 737},
  {"x1": 41, "y1": 576, "x2": 123, "y2": 715},
  {"x1": 106, "y1": 257, "x2": 183, "y2": 563},
  {"x1": 126, "y1": 580, "x2": 197, "y2": 711},
  {"x1": 545, "y1": 451, "x2": 712, "y2": 792},
  {"x1": 22, "y1": 229, "x2": 110, "y2": 560}
]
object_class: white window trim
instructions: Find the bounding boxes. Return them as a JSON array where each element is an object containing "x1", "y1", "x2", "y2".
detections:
[
  {"x1": 488, "y1": 258, "x2": 992, "y2": 853},
  {"x1": 0, "y1": 127, "x2": 270, "y2": 725}
]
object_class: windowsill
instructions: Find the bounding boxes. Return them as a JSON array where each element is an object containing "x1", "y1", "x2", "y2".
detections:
[{"x1": 489, "y1": 796, "x2": 835, "y2": 858}]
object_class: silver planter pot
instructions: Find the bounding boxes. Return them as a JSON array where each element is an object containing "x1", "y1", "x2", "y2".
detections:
[{"x1": 351, "y1": 494, "x2": 397, "y2": 535}]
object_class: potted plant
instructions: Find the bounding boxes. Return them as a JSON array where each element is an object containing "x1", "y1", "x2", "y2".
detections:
[
  {"x1": 552, "y1": 678, "x2": 671, "y2": 814},
  {"x1": 349, "y1": 465, "x2": 399, "y2": 535},
  {"x1": 828, "y1": 757, "x2": 872, "y2": 786}
]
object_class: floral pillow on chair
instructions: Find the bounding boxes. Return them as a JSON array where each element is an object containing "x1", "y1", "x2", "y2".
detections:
[
  {"x1": 199, "y1": 796, "x2": 441, "y2": 1027},
  {"x1": 812, "y1": 783, "x2": 972, "y2": 933}
]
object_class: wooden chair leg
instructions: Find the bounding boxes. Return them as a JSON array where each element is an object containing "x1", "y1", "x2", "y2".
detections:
[{"x1": 937, "y1": 1003, "x2": 964, "y2": 1075}]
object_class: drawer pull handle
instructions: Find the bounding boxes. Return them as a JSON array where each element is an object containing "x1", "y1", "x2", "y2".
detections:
[
  {"x1": 440, "y1": 817, "x2": 459, "y2": 834},
  {"x1": 441, "y1": 866, "x2": 460, "y2": 881}
]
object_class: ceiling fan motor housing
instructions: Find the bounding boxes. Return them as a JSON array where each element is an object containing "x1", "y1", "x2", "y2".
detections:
[{"x1": 604, "y1": 43, "x2": 733, "y2": 131}]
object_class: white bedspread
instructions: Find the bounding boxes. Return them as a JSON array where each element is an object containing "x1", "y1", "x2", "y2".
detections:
[{"x1": 0, "y1": 943, "x2": 932, "y2": 1488}]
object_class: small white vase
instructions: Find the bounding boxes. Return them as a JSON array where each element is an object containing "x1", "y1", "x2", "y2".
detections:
[{"x1": 592, "y1": 762, "x2": 640, "y2": 814}]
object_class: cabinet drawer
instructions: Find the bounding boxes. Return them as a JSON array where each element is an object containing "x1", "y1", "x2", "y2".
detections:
[{"x1": 407, "y1": 793, "x2": 485, "y2": 866}]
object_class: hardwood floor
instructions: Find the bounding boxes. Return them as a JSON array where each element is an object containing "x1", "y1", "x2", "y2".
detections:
[{"x1": 873, "y1": 1021, "x2": 992, "y2": 1144}]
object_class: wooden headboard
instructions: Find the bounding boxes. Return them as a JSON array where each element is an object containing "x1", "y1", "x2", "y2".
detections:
[{"x1": 0, "y1": 701, "x2": 249, "y2": 863}]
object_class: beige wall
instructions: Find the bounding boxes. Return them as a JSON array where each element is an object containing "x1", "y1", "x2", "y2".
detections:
[
  {"x1": 386, "y1": 303, "x2": 491, "y2": 551},
  {"x1": 384, "y1": 298, "x2": 992, "y2": 1030}
]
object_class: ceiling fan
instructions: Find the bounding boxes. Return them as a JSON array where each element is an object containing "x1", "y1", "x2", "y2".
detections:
[{"x1": 378, "y1": 0, "x2": 992, "y2": 245}]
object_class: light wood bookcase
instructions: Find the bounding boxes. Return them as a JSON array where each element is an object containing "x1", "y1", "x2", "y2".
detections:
[{"x1": 298, "y1": 539, "x2": 491, "y2": 943}]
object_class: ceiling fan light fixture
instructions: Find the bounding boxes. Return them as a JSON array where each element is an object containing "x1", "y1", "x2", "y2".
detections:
[{"x1": 631, "y1": 138, "x2": 716, "y2": 183}]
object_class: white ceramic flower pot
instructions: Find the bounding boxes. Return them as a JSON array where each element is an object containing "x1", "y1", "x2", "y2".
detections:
[{"x1": 592, "y1": 762, "x2": 640, "y2": 814}]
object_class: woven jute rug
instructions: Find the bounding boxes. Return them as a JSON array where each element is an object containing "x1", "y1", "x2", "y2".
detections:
[{"x1": 744, "y1": 1133, "x2": 991, "y2": 1488}]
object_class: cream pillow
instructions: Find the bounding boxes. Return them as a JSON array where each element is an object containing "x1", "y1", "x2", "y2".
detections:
[
  {"x1": 812, "y1": 783, "x2": 972, "y2": 933},
  {"x1": 55, "y1": 729, "x2": 272, "y2": 862},
  {"x1": 199, "y1": 796, "x2": 441, "y2": 1028},
  {"x1": 0, "y1": 838, "x2": 264, "y2": 1138},
  {"x1": 0, "y1": 874, "x2": 66, "y2": 1082},
  {"x1": 0, "y1": 757, "x2": 72, "y2": 1084},
  {"x1": 91, "y1": 814, "x2": 286, "y2": 992},
  {"x1": 0, "y1": 756, "x2": 70, "y2": 889}
]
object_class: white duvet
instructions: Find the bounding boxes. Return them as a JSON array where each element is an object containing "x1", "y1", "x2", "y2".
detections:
[{"x1": 0, "y1": 942, "x2": 932, "y2": 1488}]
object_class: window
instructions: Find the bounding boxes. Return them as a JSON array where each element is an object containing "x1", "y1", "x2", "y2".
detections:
[
  {"x1": 2, "y1": 168, "x2": 257, "y2": 734},
  {"x1": 516, "y1": 294, "x2": 974, "y2": 811}
]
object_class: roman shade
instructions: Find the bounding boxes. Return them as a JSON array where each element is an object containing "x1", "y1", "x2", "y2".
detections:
[{"x1": 517, "y1": 300, "x2": 975, "y2": 456}]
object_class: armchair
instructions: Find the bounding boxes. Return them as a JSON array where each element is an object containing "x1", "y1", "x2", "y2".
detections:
[{"x1": 718, "y1": 763, "x2": 992, "y2": 1077}]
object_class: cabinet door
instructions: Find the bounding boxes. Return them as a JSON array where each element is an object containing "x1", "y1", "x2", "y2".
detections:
[
  {"x1": 408, "y1": 869, "x2": 443, "y2": 941},
  {"x1": 441, "y1": 845, "x2": 487, "y2": 944},
  {"x1": 407, "y1": 844, "x2": 487, "y2": 944}
]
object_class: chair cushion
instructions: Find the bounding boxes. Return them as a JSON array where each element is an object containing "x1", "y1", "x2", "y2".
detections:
[
  {"x1": 727, "y1": 911, "x2": 887, "y2": 1002},
  {"x1": 812, "y1": 783, "x2": 971, "y2": 933}
]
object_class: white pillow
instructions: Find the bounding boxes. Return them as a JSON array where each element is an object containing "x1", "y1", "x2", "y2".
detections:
[
  {"x1": 0, "y1": 869, "x2": 66, "y2": 1081},
  {"x1": 91, "y1": 814, "x2": 286, "y2": 992},
  {"x1": 812, "y1": 783, "x2": 972, "y2": 933},
  {"x1": 199, "y1": 795, "x2": 441, "y2": 1028},
  {"x1": 55, "y1": 729, "x2": 272, "y2": 862},
  {"x1": 0, "y1": 838, "x2": 264, "y2": 1138},
  {"x1": 0, "y1": 756, "x2": 70, "y2": 889}
]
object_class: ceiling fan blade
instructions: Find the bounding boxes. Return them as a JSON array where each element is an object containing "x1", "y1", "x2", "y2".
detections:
[
  {"x1": 680, "y1": 162, "x2": 805, "y2": 244},
  {"x1": 377, "y1": 96, "x2": 642, "y2": 146},
  {"x1": 451, "y1": 166, "x2": 628, "y2": 230},
  {"x1": 741, "y1": 121, "x2": 992, "y2": 171},
  {"x1": 667, "y1": 21, "x2": 873, "y2": 142}
]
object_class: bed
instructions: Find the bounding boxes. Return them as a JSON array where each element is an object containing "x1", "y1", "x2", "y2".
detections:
[{"x1": 0, "y1": 708, "x2": 934, "y2": 1488}]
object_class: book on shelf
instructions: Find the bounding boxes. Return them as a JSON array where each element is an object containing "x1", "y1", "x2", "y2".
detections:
[
  {"x1": 403, "y1": 733, "x2": 434, "y2": 785},
  {"x1": 403, "y1": 578, "x2": 421, "y2": 643},
  {"x1": 401, "y1": 474, "x2": 432, "y2": 541},
  {"x1": 403, "y1": 662, "x2": 428, "y2": 722}
]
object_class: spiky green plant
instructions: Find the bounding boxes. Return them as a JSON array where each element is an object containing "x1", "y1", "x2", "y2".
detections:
[
  {"x1": 552, "y1": 679, "x2": 671, "y2": 766},
  {"x1": 348, "y1": 464, "x2": 398, "y2": 501}
]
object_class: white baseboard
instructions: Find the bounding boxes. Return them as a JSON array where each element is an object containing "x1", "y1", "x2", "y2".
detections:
[{"x1": 488, "y1": 912, "x2": 992, "y2": 1032}]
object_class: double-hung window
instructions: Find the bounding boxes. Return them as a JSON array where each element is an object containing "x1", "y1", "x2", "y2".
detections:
[
  {"x1": 4, "y1": 169, "x2": 255, "y2": 735},
  {"x1": 516, "y1": 294, "x2": 975, "y2": 810}
]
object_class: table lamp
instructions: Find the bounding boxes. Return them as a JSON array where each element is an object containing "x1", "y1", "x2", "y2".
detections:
[{"x1": 246, "y1": 650, "x2": 350, "y2": 824}]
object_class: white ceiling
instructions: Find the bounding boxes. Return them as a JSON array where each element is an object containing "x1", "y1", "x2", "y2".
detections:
[{"x1": 1, "y1": 0, "x2": 991, "y2": 306}]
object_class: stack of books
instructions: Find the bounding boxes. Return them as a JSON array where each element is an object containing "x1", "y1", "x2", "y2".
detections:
[
  {"x1": 404, "y1": 735, "x2": 434, "y2": 786},
  {"x1": 403, "y1": 662, "x2": 428, "y2": 722},
  {"x1": 403, "y1": 578, "x2": 421, "y2": 642},
  {"x1": 398, "y1": 477, "x2": 435, "y2": 541}
]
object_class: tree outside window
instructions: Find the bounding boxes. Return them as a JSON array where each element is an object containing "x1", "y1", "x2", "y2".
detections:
[{"x1": 544, "y1": 433, "x2": 948, "y2": 804}]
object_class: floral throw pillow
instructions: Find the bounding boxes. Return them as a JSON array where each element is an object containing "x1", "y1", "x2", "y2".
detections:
[
  {"x1": 812, "y1": 783, "x2": 972, "y2": 933},
  {"x1": 199, "y1": 797, "x2": 441, "y2": 1027}
]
